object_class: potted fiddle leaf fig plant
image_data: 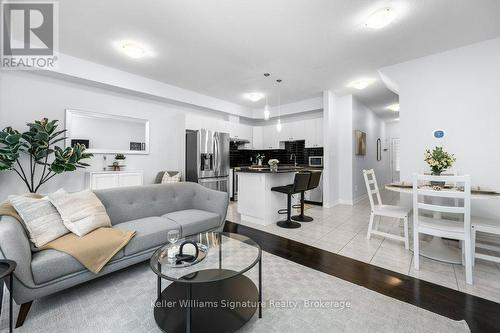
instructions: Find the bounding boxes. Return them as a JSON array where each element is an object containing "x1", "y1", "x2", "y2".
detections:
[{"x1": 0, "y1": 118, "x2": 93, "y2": 193}]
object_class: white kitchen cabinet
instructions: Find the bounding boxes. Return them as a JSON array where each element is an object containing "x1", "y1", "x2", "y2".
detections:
[
  {"x1": 287, "y1": 121, "x2": 305, "y2": 141},
  {"x1": 262, "y1": 125, "x2": 280, "y2": 149},
  {"x1": 252, "y1": 127, "x2": 264, "y2": 150},
  {"x1": 228, "y1": 122, "x2": 253, "y2": 149},
  {"x1": 305, "y1": 118, "x2": 323, "y2": 148},
  {"x1": 87, "y1": 171, "x2": 144, "y2": 190}
]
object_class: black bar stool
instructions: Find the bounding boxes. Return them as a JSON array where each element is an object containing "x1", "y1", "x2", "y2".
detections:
[
  {"x1": 271, "y1": 172, "x2": 311, "y2": 228},
  {"x1": 292, "y1": 170, "x2": 322, "y2": 222}
]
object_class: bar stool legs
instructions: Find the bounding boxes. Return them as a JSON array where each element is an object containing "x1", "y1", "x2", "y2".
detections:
[
  {"x1": 277, "y1": 193, "x2": 301, "y2": 229},
  {"x1": 291, "y1": 191, "x2": 313, "y2": 222}
]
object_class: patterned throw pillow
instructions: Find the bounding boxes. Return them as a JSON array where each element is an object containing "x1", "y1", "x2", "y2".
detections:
[
  {"x1": 161, "y1": 171, "x2": 181, "y2": 184},
  {"x1": 9, "y1": 195, "x2": 69, "y2": 247},
  {"x1": 48, "y1": 189, "x2": 112, "y2": 237}
]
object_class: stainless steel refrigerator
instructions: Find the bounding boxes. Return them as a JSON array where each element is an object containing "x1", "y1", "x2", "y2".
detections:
[{"x1": 185, "y1": 129, "x2": 230, "y2": 192}]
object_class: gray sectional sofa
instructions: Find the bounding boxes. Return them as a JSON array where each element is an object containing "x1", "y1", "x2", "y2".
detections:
[{"x1": 0, "y1": 182, "x2": 228, "y2": 326}]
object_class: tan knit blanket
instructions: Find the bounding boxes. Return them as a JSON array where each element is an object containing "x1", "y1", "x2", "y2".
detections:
[{"x1": 0, "y1": 194, "x2": 135, "y2": 273}]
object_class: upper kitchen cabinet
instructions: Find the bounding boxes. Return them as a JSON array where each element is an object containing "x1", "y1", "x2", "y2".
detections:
[
  {"x1": 252, "y1": 126, "x2": 264, "y2": 150},
  {"x1": 262, "y1": 125, "x2": 280, "y2": 149},
  {"x1": 227, "y1": 122, "x2": 253, "y2": 149},
  {"x1": 305, "y1": 118, "x2": 323, "y2": 148},
  {"x1": 278, "y1": 121, "x2": 305, "y2": 142}
]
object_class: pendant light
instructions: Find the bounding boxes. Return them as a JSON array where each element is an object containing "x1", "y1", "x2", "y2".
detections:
[
  {"x1": 264, "y1": 97, "x2": 270, "y2": 120},
  {"x1": 263, "y1": 73, "x2": 270, "y2": 120},
  {"x1": 276, "y1": 79, "x2": 282, "y2": 132}
]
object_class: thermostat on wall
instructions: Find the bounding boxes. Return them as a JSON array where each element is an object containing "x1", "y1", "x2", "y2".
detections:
[{"x1": 433, "y1": 129, "x2": 445, "y2": 139}]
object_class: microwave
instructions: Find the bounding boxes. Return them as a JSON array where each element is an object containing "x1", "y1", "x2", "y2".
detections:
[{"x1": 308, "y1": 156, "x2": 323, "y2": 167}]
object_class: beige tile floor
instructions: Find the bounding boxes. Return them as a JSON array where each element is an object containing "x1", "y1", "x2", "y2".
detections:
[{"x1": 226, "y1": 190, "x2": 500, "y2": 304}]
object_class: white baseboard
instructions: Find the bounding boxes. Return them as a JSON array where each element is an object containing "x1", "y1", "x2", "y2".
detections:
[
  {"x1": 353, "y1": 194, "x2": 368, "y2": 204},
  {"x1": 338, "y1": 199, "x2": 354, "y2": 205},
  {"x1": 323, "y1": 200, "x2": 340, "y2": 208}
]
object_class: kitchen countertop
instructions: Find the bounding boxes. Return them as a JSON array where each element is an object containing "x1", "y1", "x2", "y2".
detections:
[{"x1": 235, "y1": 166, "x2": 323, "y2": 173}]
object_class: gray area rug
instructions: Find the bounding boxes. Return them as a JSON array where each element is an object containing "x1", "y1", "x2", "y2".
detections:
[{"x1": 0, "y1": 251, "x2": 470, "y2": 333}]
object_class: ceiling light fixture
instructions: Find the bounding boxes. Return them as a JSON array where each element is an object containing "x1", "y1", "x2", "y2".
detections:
[
  {"x1": 365, "y1": 7, "x2": 397, "y2": 29},
  {"x1": 346, "y1": 78, "x2": 376, "y2": 90},
  {"x1": 245, "y1": 92, "x2": 265, "y2": 102},
  {"x1": 386, "y1": 103, "x2": 400, "y2": 112},
  {"x1": 119, "y1": 41, "x2": 145, "y2": 59},
  {"x1": 276, "y1": 79, "x2": 282, "y2": 132},
  {"x1": 114, "y1": 40, "x2": 154, "y2": 59}
]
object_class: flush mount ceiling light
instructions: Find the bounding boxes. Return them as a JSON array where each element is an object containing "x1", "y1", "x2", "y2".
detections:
[
  {"x1": 346, "y1": 78, "x2": 376, "y2": 90},
  {"x1": 365, "y1": 7, "x2": 397, "y2": 29},
  {"x1": 386, "y1": 103, "x2": 400, "y2": 112},
  {"x1": 245, "y1": 92, "x2": 265, "y2": 102},
  {"x1": 114, "y1": 40, "x2": 152, "y2": 59}
]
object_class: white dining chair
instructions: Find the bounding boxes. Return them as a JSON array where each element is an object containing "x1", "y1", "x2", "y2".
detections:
[
  {"x1": 471, "y1": 217, "x2": 500, "y2": 264},
  {"x1": 363, "y1": 169, "x2": 410, "y2": 249},
  {"x1": 412, "y1": 174, "x2": 473, "y2": 284}
]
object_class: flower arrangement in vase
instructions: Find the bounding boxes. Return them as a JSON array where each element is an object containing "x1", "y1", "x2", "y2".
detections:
[
  {"x1": 256, "y1": 153, "x2": 265, "y2": 166},
  {"x1": 424, "y1": 146, "x2": 456, "y2": 187},
  {"x1": 268, "y1": 159, "x2": 279, "y2": 172}
]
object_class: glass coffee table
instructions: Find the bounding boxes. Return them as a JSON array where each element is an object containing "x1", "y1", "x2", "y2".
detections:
[{"x1": 150, "y1": 232, "x2": 262, "y2": 333}]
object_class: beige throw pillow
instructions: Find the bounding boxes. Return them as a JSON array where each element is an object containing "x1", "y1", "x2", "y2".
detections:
[
  {"x1": 8, "y1": 195, "x2": 69, "y2": 247},
  {"x1": 161, "y1": 171, "x2": 181, "y2": 184},
  {"x1": 49, "y1": 189, "x2": 111, "y2": 237}
]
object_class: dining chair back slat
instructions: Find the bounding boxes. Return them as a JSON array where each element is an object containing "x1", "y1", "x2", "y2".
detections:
[{"x1": 412, "y1": 173, "x2": 472, "y2": 284}]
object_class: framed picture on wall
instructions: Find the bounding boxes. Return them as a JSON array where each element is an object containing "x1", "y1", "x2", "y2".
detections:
[{"x1": 355, "y1": 130, "x2": 366, "y2": 156}]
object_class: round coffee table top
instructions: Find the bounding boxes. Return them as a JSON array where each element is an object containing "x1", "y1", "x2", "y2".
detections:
[
  {"x1": 150, "y1": 232, "x2": 261, "y2": 284},
  {"x1": 0, "y1": 260, "x2": 16, "y2": 279}
]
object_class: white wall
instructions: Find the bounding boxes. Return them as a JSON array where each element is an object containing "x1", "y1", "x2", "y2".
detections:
[
  {"x1": 322, "y1": 92, "x2": 388, "y2": 206},
  {"x1": 0, "y1": 71, "x2": 196, "y2": 200},
  {"x1": 379, "y1": 37, "x2": 500, "y2": 217},
  {"x1": 352, "y1": 97, "x2": 389, "y2": 203}
]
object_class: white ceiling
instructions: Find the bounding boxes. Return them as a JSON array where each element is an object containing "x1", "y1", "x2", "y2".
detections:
[{"x1": 59, "y1": 0, "x2": 500, "y2": 118}]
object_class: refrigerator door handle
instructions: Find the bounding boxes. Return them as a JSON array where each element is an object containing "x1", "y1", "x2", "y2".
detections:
[{"x1": 214, "y1": 132, "x2": 219, "y2": 177}]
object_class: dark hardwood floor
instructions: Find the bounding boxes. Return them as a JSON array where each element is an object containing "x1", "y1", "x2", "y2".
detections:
[{"x1": 224, "y1": 220, "x2": 500, "y2": 333}]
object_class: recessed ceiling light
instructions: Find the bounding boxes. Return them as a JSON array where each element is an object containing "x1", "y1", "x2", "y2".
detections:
[
  {"x1": 114, "y1": 40, "x2": 152, "y2": 59},
  {"x1": 365, "y1": 7, "x2": 397, "y2": 29},
  {"x1": 245, "y1": 92, "x2": 265, "y2": 102},
  {"x1": 386, "y1": 103, "x2": 400, "y2": 112},
  {"x1": 346, "y1": 78, "x2": 376, "y2": 90}
]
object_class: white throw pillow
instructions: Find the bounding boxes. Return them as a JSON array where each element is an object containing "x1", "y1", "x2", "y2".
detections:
[
  {"x1": 8, "y1": 195, "x2": 69, "y2": 247},
  {"x1": 48, "y1": 189, "x2": 112, "y2": 237},
  {"x1": 161, "y1": 171, "x2": 181, "y2": 184}
]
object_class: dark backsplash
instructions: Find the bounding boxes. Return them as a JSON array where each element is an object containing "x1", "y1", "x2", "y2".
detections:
[{"x1": 230, "y1": 141, "x2": 323, "y2": 167}]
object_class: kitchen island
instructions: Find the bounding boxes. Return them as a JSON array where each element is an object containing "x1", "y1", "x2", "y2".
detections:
[{"x1": 235, "y1": 166, "x2": 314, "y2": 226}]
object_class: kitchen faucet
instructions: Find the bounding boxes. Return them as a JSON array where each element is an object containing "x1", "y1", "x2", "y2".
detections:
[{"x1": 290, "y1": 153, "x2": 297, "y2": 167}]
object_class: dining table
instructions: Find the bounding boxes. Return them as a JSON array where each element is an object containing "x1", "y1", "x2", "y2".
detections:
[{"x1": 385, "y1": 182, "x2": 500, "y2": 264}]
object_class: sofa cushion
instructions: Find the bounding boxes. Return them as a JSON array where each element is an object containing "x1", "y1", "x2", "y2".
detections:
[
  {"x1": 163, "y1": 209, "x2": 220, "y2": 237},
  {"x1": 31, "y1": 249, "x2": 123, "y2": 284},
  {"x1": 114, "y1": 217, "x2": 180, "y2": 256}
]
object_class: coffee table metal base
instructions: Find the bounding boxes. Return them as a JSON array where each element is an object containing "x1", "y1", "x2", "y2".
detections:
[{"x1": 154, "y1": 269, "x2": 258, "y2": 333}]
